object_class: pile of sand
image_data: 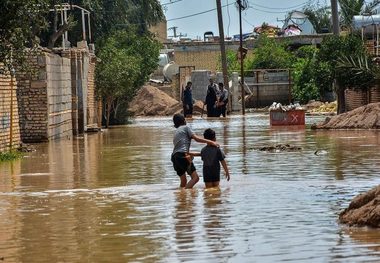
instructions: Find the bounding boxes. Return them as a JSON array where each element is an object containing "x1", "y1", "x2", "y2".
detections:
[
  {"x1": 312, "y1": 102, "x2": 380, "y2": 129},
  {"x1": 339, "y1": 185, "x2": 380, "y2": 227},
  {"x1": 129, "y1": 85, "x2": 205, "y2": 116}
]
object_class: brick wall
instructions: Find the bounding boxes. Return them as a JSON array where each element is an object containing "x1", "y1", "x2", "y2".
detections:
[
  {"x1": 87, "y1": 55, "x2": 100, "y2": 129},
  {"x1": 149, "y1": 20, "x2": 167, "y2": 44},
  {"x1": 173, "y1": 42, "x2": 239, "y2": 72},
  {"x1": 17, "y1": 55, "x2": 49, "y2": 142},
  {"x1": 0, "y1": 71, "x2": 21, "y2": 152},
  {"x1": 17, "y1": 51, "x2": 72, "y2": 142}
]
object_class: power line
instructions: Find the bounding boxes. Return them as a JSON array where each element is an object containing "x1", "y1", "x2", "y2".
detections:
[
  {"x1": 242, "y1": 17, "x2": 254, "y2": 27},
  {"x1": 249, "y1": 6, "x2": 308, "y2": 14},
  {"x1": 248, "y1": 1, "x2": 309, "y2": 10},
  {"x1": 161, "y1": 0, "x2": 184, "y2": 6},
  {"x1": 167, "y1": 2, "x2": 235, "y2": 21},
  {"x1": 227, "y1": 0, "x2": 231, "y2": 36}
]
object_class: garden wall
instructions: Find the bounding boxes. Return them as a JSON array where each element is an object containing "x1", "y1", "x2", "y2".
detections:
[
  {"x1": 17, "y1": 52, "x2": 72, "y2": 142},
  {"x1": 0, "y1": 71, "x2": 21, "y2": 151}
]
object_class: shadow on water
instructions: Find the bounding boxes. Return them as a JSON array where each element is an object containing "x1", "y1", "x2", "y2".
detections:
[{"x1": 0, "y1": 114, "x2": 380, "y2": 262}]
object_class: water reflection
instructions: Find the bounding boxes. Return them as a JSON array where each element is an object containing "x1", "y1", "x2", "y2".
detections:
[
  {"x1": 173, "y1": 189, "x2": 198, "y2": 260},
  {"x1": 0, "y1": 114, "x2": 380, "y2": 262}
]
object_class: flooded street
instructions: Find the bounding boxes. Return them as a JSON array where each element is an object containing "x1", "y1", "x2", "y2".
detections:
[{"x1": 1, "y1": 113, "x2": 380, "y2": 262}]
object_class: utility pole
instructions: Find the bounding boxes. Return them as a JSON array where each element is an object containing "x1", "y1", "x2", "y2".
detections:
[
  {"x1": 216, "y1": 0, "x2": 229, "y2": 94},
  {"x1": 331, "y1": 0, "x2": 344, "y2": 114},
  {"x1": 168, "y1": 26, "x2": 178, "y2": 37},
  {"x1": 331, "y1": 0, "x2": 340, "y2": 35},
  {"x1": 237, "y1": 0, "x2": 245, "y2": 115}
]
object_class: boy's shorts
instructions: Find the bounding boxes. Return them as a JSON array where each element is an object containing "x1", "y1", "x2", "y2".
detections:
[
  {"x1": 171, "y1": 152, "x2": 196, "y2": 176},
  {"x1": 203, "y1": 166, "x2": 220, "y2": 183}
]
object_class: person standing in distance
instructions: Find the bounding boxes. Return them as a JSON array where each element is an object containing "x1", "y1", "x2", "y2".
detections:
[
  {"x1": 217, "y1": 82, "x2": 229, "y2": 117},
  {"x1": 182, "y1": 81, "x2": 194, "y2": 118},
  {"x1": 204, "y1": 77, "x2": 218, "y2": 117}
]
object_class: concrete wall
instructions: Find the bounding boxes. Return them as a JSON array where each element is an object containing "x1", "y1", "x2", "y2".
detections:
[
  {"x1": 0, "y1": 72, "x2": 21, "y2": 151},
  {"x1": 191, "y1": 70, "x2": 211, "y2": 101},
  {"x1": 45, "y1": 53, "x2": 72, "y2": 140},
  {"x1": 64, "y1": 49, "x2": 100, "y2": 134},
  {"x1": 245, "y1": 71, "x2": 291, "y2": 107}
]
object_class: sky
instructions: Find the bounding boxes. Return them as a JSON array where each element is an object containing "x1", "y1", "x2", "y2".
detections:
[{"x1": 160, "y1": 0, "x2": 327, "y2": 39}]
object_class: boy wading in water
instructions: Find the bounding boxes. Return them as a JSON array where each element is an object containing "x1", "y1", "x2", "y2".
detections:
[
  {"x1": 198, "y1": 128, "x2": 230, "y2": 188},
  {"x1": 171, "y1": 114, "x2": 219, "y2": 188}
]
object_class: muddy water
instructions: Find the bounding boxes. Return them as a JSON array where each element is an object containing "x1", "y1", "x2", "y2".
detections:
[{"x1": 1, "y1": 114, "x2": 380, "y2": 262}]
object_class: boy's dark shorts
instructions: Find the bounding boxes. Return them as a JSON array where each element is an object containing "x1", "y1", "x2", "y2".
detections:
[
  {"x1": 203, "y1": 166, "x2": 220, "y2": 183},
  {"x1": 171, "y1": 152, "x2": 196, "y2": 176}
]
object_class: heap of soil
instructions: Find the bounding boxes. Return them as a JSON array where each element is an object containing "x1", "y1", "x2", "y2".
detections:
[
  {"x1": 128, "y1": 85, "x2": 205, "y2": 116},
  {"x1": 311, "y1": 102, "x2": 380, "y2": 129},
  {"x1": 339, "y1": 185, "x2": 380, "y2": 227}
]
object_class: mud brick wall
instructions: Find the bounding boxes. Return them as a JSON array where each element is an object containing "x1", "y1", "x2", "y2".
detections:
[
  {"x1": 16, "y1": 54, "x2": 48, "y2": 143},
  {"x1": 86, "y1": 55, "x2": 98, "y2": 129},
  {"x1": 17, "y1": 52, "x2": 72, "y2": 142},
  {"x1": 0, "y1": 72, "x2": 21, "y2": 151}
]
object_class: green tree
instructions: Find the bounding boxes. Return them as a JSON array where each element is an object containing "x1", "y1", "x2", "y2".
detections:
[
  {"x1": 0, "y1": 0, "x2": 49, "y2": 72},
  {"x1": 217, "y1": 49, "x2": 254, "y2": 74},
  {"x1": 96, "y1": 30, "x2": 160, "y2": 127},
  {"x1": 338, "y1": 0, "x2": 365, "y2": 30},
  {"x1": 250, "y1": 35, "x2": 295, "y2": 69},
  {"x1": 303, "y1": 5, "x2": 331, "y2": 33},
  {"x1": 292, "y1": 46, "x2": 320, "y2": 104},
  {"x1": 317, "y1": 34, "x2": 368, "y2": 113}
]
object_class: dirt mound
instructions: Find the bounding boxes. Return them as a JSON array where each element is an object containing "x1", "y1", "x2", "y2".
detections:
[
  {"x1": 339, "y1": 185, "x2": 380, "y2": 227},
  {"x1": 129, "y1": 85, "x2": 205, "y2": 116},
  {"x1": 129, "y1": 85, "x2": 180, "y2": 116},
  {"x1": 311, "y1": 102, "x2": 380, "y2": 129}
]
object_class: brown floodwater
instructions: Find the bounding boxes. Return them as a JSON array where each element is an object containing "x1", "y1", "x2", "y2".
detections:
[{"x1": 1, "y1": 113, "x2": 380, "y2": 262}]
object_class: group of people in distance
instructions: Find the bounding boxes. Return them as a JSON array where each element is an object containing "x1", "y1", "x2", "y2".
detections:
[
  {"x1": 182, "y1": 77, "x2": 229, "y2": 118},
  {"x1": 171, "y1": 113, "x2": 230, "y2": 189}
]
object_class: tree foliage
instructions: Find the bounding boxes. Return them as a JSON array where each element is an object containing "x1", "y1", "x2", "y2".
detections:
[
  {"x1": 0, "y1": 0, "x2": 49, "y2": 72},
  {"x1": 302, "y1": 5, "x2": 331, "y2": 33},
  {"x1": 96, "y1": 30, "x2": 160, "y2": 126},
  {"x1": 337, "y1": 0, "x2": 380, "y2": 31},
  {"x1": 292, "y1": 46, "x2": 320, "y2": 104},
  {"x1": 250, "y1": 35, "x2": 295, "y2": 69}
]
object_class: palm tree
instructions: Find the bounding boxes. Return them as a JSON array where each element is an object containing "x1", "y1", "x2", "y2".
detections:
[
  {"x1": 338, "y1": 0, "x2": 365, "y2": 30},
  {"x1": 339, "y1": 0, "x2": 380, "y2": 30}
]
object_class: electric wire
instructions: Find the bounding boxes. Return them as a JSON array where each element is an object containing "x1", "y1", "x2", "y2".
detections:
[
  {"x1": 167, "y1": 2, "x2": 235, "y2": 21},
  {"x1": 161, "y1": 0, "x2": 184, "y2": 6},
  {"x1": 227, "y1": 0, "x2": 231, "y2": 36},
  {"x1": 249, "y1": 1, "x2": 309, "y2": 10}
]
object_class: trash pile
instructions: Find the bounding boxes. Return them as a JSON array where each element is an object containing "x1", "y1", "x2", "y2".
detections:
[
  {"x1": 251, "y1": 144, "x2": 302, "y2": 152},
  {"x1": 268, "y1": 102, "x2": 304, "y2": 111},
  {"x1": 308, "y1": 101, "x2": 337, "y2": 113}
]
